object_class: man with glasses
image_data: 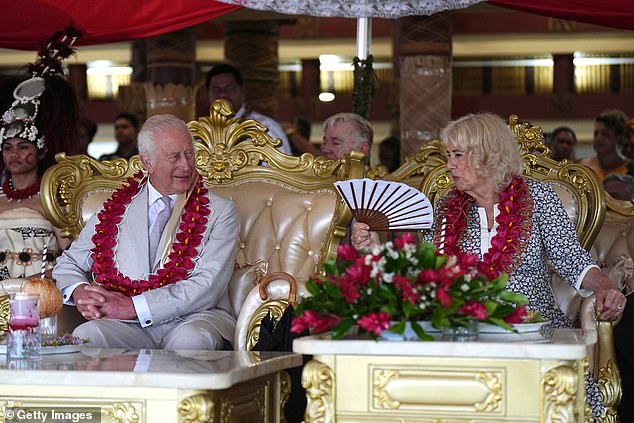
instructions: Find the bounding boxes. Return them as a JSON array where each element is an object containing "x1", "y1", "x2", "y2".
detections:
[{"x1": 206, "y1": 63, "x2": 292, "y2": 155}]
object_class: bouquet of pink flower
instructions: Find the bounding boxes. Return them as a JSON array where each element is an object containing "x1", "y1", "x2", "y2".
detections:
[{"x1": 291, "y1": 234, "x2": 528, "y2": 340}]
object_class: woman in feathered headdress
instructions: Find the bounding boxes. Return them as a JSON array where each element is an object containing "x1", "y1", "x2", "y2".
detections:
[{"x1": 0, "y1": 27, "x2": 81, "y2": 280}]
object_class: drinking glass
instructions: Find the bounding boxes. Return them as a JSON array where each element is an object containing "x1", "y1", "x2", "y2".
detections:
[
  {"x1": 39, "y1": 315, "x2": 57, "y2": 344},
  {"x1": 7, "y1": 292, "x2": 40, "y2": 360}
]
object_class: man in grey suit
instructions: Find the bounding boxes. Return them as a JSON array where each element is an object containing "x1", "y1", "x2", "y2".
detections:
[{"x1": 54, "y1": 114, "x2": 239, "y2": 351}]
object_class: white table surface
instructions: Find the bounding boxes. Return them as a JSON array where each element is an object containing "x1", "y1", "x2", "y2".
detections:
[
  {"x1": 0, "y1": 349, "x2": 302, "y2": 390},
  {"x1": 293, "y1": 328, "x2": 595, "y2": 360}
]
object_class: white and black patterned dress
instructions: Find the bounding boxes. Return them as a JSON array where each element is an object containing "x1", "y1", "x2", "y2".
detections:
[
  {"x1": 0, "y1": 207, "x2": 58, "y2": 280},
  {"x1": 426, "y1": 178, "x2": 604, "y2": 417}
]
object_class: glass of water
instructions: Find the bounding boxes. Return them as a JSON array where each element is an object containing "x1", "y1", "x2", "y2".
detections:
[{"x1": 7, "y1": 292, "x2": 40, "y2": 360}]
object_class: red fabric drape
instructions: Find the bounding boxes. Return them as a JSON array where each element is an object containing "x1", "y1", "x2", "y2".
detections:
[
  {"x1": 490, "y1": 0, "x2": 634, "y2": 30},
  {"x1": 2, "y1": 0, "x2": 240, "y2": 50}
]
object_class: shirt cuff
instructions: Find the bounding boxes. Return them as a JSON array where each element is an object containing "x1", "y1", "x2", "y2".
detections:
[
  {"x1": 575, "y1": 264, "x2": 600, "y2": 297},
  {"x1": 133, "y1": 349, "x2": 153, "y2": 372},
  {"x1": 132, "y1": 294, "x2": 153, "y2": 327},
  {"x1": 61, "y1": 282, "x2": 88, "y2": 305}
]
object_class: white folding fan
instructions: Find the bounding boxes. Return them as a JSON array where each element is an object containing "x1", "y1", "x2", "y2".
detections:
[{"x1": 334, "y1": 178, "x2": 434, "y2": 231}]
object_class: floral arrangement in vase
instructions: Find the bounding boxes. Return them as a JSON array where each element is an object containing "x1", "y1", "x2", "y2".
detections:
[{"x1": 291, "y1": 234, "x2": 529, "y2": 340}]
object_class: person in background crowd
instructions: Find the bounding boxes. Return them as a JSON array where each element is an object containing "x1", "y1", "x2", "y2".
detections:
[
  {"x1": 549, "y1": 126, "x2": 577, "y2": 162},
  {"x1": 77, "y1": 116, "x2": 97, "y2": 156},
  {"x1": 379, "y1": 135, "x2": 401, "y2": 172},
  {"x1": 603, "y1": 173, "x2": 634, "y2": 200},
  {"x1": 206, "y1": 63, "x2": 292, "y2": 155},
  {"x1": 321, "y1": 113, "x2": 373, "y2": 164},
  {"x1": 99, "y1": 112, "x2": 139, "y2": 161},
  {"x1": 580, "y1": 110, "x2": 634, "y2": 181},
  {"x1": 621, "y1": 118, "x2": 634, "y2": 160},
  {"x1": 285, "y1": 115, "x2": 317, "y2": 157}
]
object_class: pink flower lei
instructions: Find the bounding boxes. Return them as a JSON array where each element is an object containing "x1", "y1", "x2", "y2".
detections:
[
  {"x1": 90, "y1": 172, "x2": 211, "y2": 296},
  {"x1": 438, "y1": 176, "x2": 533, "y2": 276}
]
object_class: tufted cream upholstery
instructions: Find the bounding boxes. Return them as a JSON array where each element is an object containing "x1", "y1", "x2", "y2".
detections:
[
  {"x1": 212, "y1": 182, "x2": 340, "y2": 283},
  {"x1": 37, "y1": 99, "x2": 364, "y2": 352},
  {"x1": 591, "y1": 197, "x2": 634, "y2": 294}
]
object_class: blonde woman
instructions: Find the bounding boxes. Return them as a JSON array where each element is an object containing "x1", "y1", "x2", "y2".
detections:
[{"x1": 353, "y1": 113, "x2": 624, "y2": 417}]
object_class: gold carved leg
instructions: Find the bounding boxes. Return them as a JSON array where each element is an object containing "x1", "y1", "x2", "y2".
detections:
[
  {"x1": 595, "y1": 321, "x2": 622, "y2": 423},
  {"x1": 541, "y1": 363, "x2": 581, "y2": 422},
  {"x1": 301, "y1": 359, "x2": 335, "y2": 423},
  {"x1": 179, "y1": 394, "x2": 214, "y2": 423},
  {"x1": 104, "y1": 402, "x2": 143, "y2": 423},
  {"x1": 595, "y1": 360, "x2": 621, "y2": 423},
  {"x1": 178, "y1": 373, "x2": 278, "y2": 423}
]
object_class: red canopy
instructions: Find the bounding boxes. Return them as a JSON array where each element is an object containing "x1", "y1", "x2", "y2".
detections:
[
  {"x1": 490, "y1": 0, "x2": 634, "y2": 31},
  {"x1": 3, "y1": 0, "x2": 240, "y2": 50},
  {"x1": 1, "y1": 0, "x2": 632, "y2": 51}
]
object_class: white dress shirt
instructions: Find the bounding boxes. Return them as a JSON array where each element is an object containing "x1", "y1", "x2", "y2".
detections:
[
  {"x1": 235, "y1": 105, "x2": 293, "y2": 155},
  {"x1": 62, "y1": 180, "x2": 178, "y2": 327}
]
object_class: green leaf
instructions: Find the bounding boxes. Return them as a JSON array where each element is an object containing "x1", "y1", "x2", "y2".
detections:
[
  {"x1": 432, "y1": 312, "x2": 450, "y2": 329},
  {"x1": 331, "y1": 318, "x2": 356, "y2": 338},
  {"x1": 381, "y1": 304, "x2": 398, "y2": 315},
  {"x1": 410, "y1": 321, "x2": 433, "y2": 341},
  {"x1": 420, "y1": 244, "x2": 436, "y2": 268},
  {"x1": 390, "y1": 320, "x2": 406, "y2": 334},
  {"x1": 487, "y1": 317, "x2": 514, "y2": 331},
  {"x1": 402, "y1": 300, "x2": 417, "y2": 317},
  {"x1": 324, "y1": 282, "x2": 341, "y2": 298},
  {"x1": 323, "y1": 259, "x2": 339, "y2": 275},
  {"x1": 434, "y1": 255, "x2": 447, "y2": 270},
  {"x1": 499, "y1": 290, "x2": 528, "y2": 305},
  {"x1": 488, "y1": 304, "x2": 517, "y2": 318},
  {"x1": 305, "y1": 280, "x2": 323, "y2": 296},
  {"x1": 483, "y1": 300, "x2": 498, "y2": 315}
]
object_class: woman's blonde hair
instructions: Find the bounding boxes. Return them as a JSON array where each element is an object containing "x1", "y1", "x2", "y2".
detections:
[{"x1": 440, "y1": 113, "x2": 523, "y2": 192}]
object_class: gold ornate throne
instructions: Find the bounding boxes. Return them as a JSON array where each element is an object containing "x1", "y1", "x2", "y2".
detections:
[
  {"x1": 416, "y1": 115, "x2": 619, "y2": 421},
  {"x1": 39, "y1": 99, "x2": 364, "y2": 351},
  {"x1": 190, "y1": 100, "x2": 364, "y2": 350},
  {"x1": 591, "y1": 195, "x2": 634, "y2": 297}
]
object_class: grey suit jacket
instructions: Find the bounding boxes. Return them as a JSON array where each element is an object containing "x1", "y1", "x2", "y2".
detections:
[{"x1": 53, "y1": 184, "x2": 239, "y2": 342}]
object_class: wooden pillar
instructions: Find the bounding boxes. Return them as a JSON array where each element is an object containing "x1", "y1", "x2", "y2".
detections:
[
  {"x1": 299, "y1": 59, "x2": 320, "y2": 120},
  {"x1": 389, "y1": 27, "x2": 401, "y2": 139},
  {"x1": 396, "y1": 15, "x2": 452, "y2": 158},
  {"x1": 144, "y1": 27, "x2": 197, "y2": 122},
  {"x1": 68, "y1": 64, "x2": 87, "y2": 102},
  {"x1": 131, "y1": 39, "x2": 148, "y2": 83},
  {"x1": 549, "y1": 54, "x2": 575, "y2": 118},
  {"x1": 224, "y1": 21, "x2": 280, "y2": 118},
  {"x1": 553, "y1": 54, "x2": 575, "y2": 95}
]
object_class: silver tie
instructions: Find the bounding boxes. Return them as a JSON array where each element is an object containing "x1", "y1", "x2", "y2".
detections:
[{"x1": 149, "y1": 196, "x2": 172, "y2": 268}]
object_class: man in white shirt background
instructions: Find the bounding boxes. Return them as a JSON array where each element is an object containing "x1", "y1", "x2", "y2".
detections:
[{"x1": 206, "y1": 63, "x2": 293, "y2": 155}]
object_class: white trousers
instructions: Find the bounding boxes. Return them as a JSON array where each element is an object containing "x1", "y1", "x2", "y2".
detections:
[{"x1": 73, "y1": 310, "x2": 232, "y2": 351}]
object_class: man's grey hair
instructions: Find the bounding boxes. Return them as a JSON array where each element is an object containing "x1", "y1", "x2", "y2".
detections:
[
  {"x1": 322, "y1": 113, "x2": 374, "y2": 150},
  {"x1": 138, "y1": 114, "x2": 193, "y2": 162}
]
